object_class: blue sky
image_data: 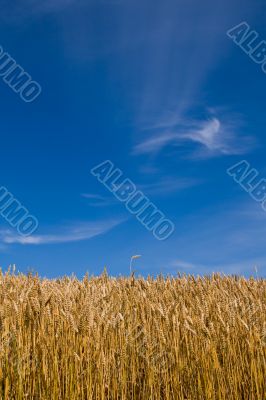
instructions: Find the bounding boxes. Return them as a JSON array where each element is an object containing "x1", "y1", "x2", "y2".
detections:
[{"x1": 0, "y1": 0, "x2": 266, "y2": 278}]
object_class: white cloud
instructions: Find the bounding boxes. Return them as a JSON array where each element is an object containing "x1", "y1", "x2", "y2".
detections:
[
  {"x1": 81, "y1": 193, "x2": 117, "y2": 207},
  {"x1": 132, "y1": 115, "x2": 254, "y2": 159},
  {"x1": 1, "y1": 0, "x2": 123, "y2": 24},
  {"x1": 185, "y1": 118, "x2": 221, "y2": 150},
  {"x1": 170, "y1": 257, "x2": 266, "y2": 277},
  {"x1": 83, "y1": 176, "x2": 200, "y2": 205},
  {"x1": 163, "y1": 201, "x2": 266, "y2": 275},
  {"x1": 0, "y1": 1, "x2": 73, "y2": 24},
  {"x1": 0, "y1": 219, "x2": 123, "y2": 245},
  {"x1": 138, "y1": 177, "x2": 201, "y2": 196},
  {"x1": 132, "y1": 132, "x2": 178, "y2": 156}
]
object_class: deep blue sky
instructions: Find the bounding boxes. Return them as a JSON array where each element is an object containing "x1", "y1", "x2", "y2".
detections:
[{"x1": 0, "y1": 0, "x2": 266, "y2": 278}]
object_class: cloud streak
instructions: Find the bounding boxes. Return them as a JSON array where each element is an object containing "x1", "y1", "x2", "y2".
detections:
[
  {"x1": 81, "y1": 193, "x2": 117, "y2": 207},
  {"x1": 133, "y1": 115, "x2": 254, "y2": 159},
  {"x1": 0, "y1": 219, "x2": 123, "y2": 245},
  {"x1": 170, "y1": 257, "x2": 266, "y2": 277},
  {"x1": 138, "y1": 177, "x2": 201, "y2": 196},
  {"x1": 83, "y1": 176, "x2": 200, "y2": 206}
]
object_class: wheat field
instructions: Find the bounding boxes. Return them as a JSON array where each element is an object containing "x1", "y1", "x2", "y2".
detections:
[{"x1": 0, "y1": 269, "x2": 265, "y2": 400}]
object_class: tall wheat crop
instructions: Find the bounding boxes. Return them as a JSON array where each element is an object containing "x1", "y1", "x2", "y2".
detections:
[{"x1": 0, "y1": 269, "x2": 265, "y2": 399}]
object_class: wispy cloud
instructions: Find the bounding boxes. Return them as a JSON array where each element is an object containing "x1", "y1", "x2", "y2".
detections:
[
  {"x1": 0, "y1": 219, "x2": 123, "y2": 245},
  {"x1": 138, "y1": 177, "x2": 201, "y2": 196},
  {"x1": 81, "y1": 193, "x2": 117, "y2": 207},
  {"x1": 133, "y1": 132, "x2": 178, "y2": 156},
  {"x1": 133, "y1": 115, "x2": 254, "y2": 159},
  {"x1": 170, "y1": 257, "x2": 266, "y2": 277},
  {"x1": 1, "y1": 0, "x2": 124, "y2": 26},
  {"x1": 163, "y1": 200, "x2": 266, "y2": 276},
  {"x1": 0, "y1": 0, "x2": 76, "y2": 23},
  {"x1": 83, "y1": 176, "x2": 200, "y2": 205}
]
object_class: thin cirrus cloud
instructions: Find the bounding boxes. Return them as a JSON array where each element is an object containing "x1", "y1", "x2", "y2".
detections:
[
  {"x1": 1, "y1": 0, "x2": 122, "y2": 24},
  {"x1": 1, "y1": 0, "x2": 77, "y2": 20},
  {"x1": 132, "y1": 116, "x2": 254, "y2": 159},
  {"x1": 81, "y1": 193, "x2": 117, "y2": 207},
  {"x1": 0, "y1": 219, "x2": 123, "y2": 246},
  {"x1": 82, "y1": 176, "x2": 200, "y2": 206},
  {"x1": 171, "y1": 202, "x2": 266, "y2": 275},
  {"x1": 169, "y1": 258, "x2": 266, "y2": 277},
  {"x1": 138, "y1": 177, "x2": 201, "y2": 196}
]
